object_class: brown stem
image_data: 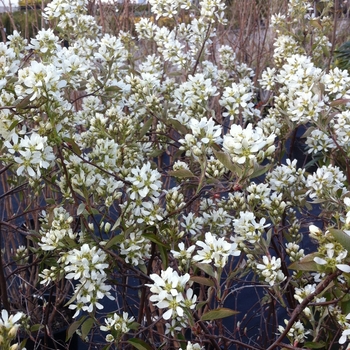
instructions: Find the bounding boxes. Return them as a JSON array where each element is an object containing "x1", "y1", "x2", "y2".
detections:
[
  {"x1": 0, "y1": 224, "x2": 10, "y2": 311},
  {"x1": 266, "y1": 269, "x2": 342, "y2": 350}
]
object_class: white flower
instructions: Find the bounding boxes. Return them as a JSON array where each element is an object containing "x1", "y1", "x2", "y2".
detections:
[
  {"x1": 193, "y1": 232, "x2": 240, "y2": 268},
  {"x1": 223, "y1": 124, "x2": 275, "y2": 165},
  {"x1": 146, "y1": 267, "x2": 196, "y2": 321},
  {"x1": 256, "y1": 256, "x2": 285, "y2": 286},
  {"x1": 126, "y1": 162, "x2": 162, "y2": 200}
]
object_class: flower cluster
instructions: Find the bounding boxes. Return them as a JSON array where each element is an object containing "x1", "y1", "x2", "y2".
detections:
[
  {"x1": 0, "y1": 310, "x2": 24, "y2": 350},
  {"x1": 2, "y1": 0, "x2": 350, "y2": 348},
  {"x1": 147, "y1": 267, "x2": 197, "y2": 331},
  {"x1": 100, "y1": 311, "x2": 135, "y2": 343},
  {"x1": 64, "y1": 244, "x2": 113, "y2": 317},
  {"x1": 193, "y1": 231, "x2": 240, "y2": 268}
]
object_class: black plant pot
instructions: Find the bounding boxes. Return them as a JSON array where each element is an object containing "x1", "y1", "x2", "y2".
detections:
[
  {"x1": 23, "y1": 327, "x2": 78, "y2": 350},
  {"x1": 19, "y1": 294, "x2": 79, "y2": 350}
]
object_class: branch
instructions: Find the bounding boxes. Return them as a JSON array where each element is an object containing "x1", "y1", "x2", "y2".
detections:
[{"x1": 266, "y1": 269, "x2": 342, "y2": 350}]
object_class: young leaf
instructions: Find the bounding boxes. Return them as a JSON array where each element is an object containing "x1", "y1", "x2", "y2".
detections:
[
  {"x1": 105, "y1": 234, "x2": 124, "y2": 249},
  {"x1": 140, "y1": 118, "x2": 153, "y2": 138},
  {"x1": 304, "y1": 342, "x2": 326, "y2": 349},
  {"x1": 62, "y1": 137, "x2": 82, "y2": 156},
  {"x1": 128, "y1": 338, "x2": 153, "y2": 350},
  {"x1": 190, "y1": 276, "x2": 214, "y2": 287},
  {"x1": 212, "y1": 150, "x2": 242, "y2": 177},
  {"x1": 168, "y1": 169, "x2": 196, "y2": 178},
  {"x1": 289, "y1": 253, "x2": 319, "y2": 271},
  {"x1": 66, "y1": 316, "x2": 87, "y2": 341},
  {"x1": 200, "y1": 308, "x2": 239, "y2": 321},
  {"x1": 158, "y1": 244, "x2": 169, "y2": 269},
  {"x1": 329, "y1": 228, "x2": 350, "y2": 252},
  {"x1": 77, "y1": 203, "x2": 86, "y2": 216},
  {"x1": 142, "y1": 233, "x2": 169, "y2": 248},
  {"x1": 195, "y1": 263, "x2": 215, "y2": 277},
  {"x1": 81, "y1": 317, "x2": 94, "y2": 339}
]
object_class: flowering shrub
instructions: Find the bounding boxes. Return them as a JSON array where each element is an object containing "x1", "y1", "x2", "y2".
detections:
[{"x1": 1, "y1": 0, "x2": 350, "y2": 349}]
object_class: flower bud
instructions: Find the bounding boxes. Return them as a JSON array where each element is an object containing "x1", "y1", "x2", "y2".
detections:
[
  {"x1": 8, "y1": 325, "x2": 19, "y2": 338},
  {"x1": 10, "y1": 343, "x2": 19, "y2": 350}
]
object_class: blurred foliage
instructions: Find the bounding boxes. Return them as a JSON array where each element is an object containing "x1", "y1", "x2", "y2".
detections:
[
  {"x1": 0, "y1": 9, "x2": 42, "y2": 40},
  {"x1": 334, "y1": 41, "x2": 350, "y2": 71}
]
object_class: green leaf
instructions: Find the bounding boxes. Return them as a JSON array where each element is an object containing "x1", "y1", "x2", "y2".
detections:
[
  {"x1": 168, "y1": 169, "x2": 196, "y2": 178},
  {"x1": 128, "y1": 321, "x2": 140, "y2": 330},
  {"x1": 127, "y1": 338, "x2": 153, "y2": 350},
  {"x1": 62, "y1": 137, "x2": 82, "y2": 156},
  {"x1": 289, "y1": 253, "x2": 319, "y2": 271},
  {"x1": 195, "y1": 263, "x2": 215, "y2": 278},
  {"x1": 67, "y1": 316, "x2": 87, "y2": 341},
  {"x1": 148, "y1": 149, "x2": 164, "y2": 158},
  {"x1": 158, "y1": 244, "x2": 169, "y2": 269},
  {"x1": 104, "y1": 234, "x2": 124, "y2": 249},
  {"x1": 30, "y1": 324, "x2": 44, "y2": 332},
  {"x1": 142, "y1": 233, "x2": 169, "y2": 248},
  {"x1": 329, "y1": 99, "x2": 350, "y2": 107},
  {"x1": 105, "y1": 85, "x2": 122, "y2": 92},
  {"x1": 196, "y1": 300, "x2": 208, "y2": 310},
  {"x1": 341, "y1": 294, "x2": 350, "y2": 314},
  {"x1": 167, "y1": 118, "x2": 189, "y2": 135},
  {"x1": 77, "y1": 203, "x2": 86, "y2": 216},
  {"x1": 329, "y1": 228, "x2": 350, "y2": 252},
  {"x1": 212, "y1": 150, "x2": 242, "y2": 176},
  {"x1": 46, "y1": 198, "x2": 56, "y2": 205},
  {"x1": 8, "y1": 119, "x2": 19, "y2": 132},
  {"x1": 190, "y1": 276, "x2": 214, "y2": 287},
  {"x1": 200, "y1": 308, "x2": 239, "y2": 321},
  {"x1": 304, "y1": 341, "x2": 326, "y2": 349},
  {"x1": 81, "y1": 317, "x2": 94, "y2": 339},
  {"x1": 14, "y1": 94, "x2": 33, "y2": 108},
  {"x1": 140, "y1": 118, "x2": 153, "y2": 138},
  {"x1": 250, "y1": 164, "x2": 269, "y2": 179}
]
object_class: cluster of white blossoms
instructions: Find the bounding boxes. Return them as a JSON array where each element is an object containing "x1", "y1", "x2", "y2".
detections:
[
  {"x1": 64, "y1": 244, "x2": 113, "y2": 317},
  {"x1": 125, "y1": 162, "x2": 162, "y2": 200},
  {"x1": 331, "y1": 110, "x2": 350, "y2": 156},
  {"x1": 306, "y1": 165, "x2": 347, "y2": 201},
  {"x1": 256, "y1": 255, "x2": 286, "y2": 286},
  {"x1": 182, "y1": 342, "x2": 204, "y2": 350},
  {"x1": 39, "y1": 207, "x2": 77, "y2": 252},
  {"x1": 0, "y1": 309, "x2": 24, "y2": 349},
  {"x1": 100, "y1": 312, "x2": 135, "y2": 343},
  {"x1": 266, "y1": 159, "x2": 306, "y2": 204},
  {"x1": 148, "y1": 0, "x2": 190, "y2": 19},
  {"x1": 3, "y1": 0, "x2": 350, "y2": 347},
  {"x1": 223, "y1": 124, "x2": 275, "y2": 165},
  {"x1": 220, "y1": 78, "x2": 258, "y2": 121},
  {"x1": 338, "y1": 313, "x2": 350, "y2": 345},
  {"x1": 233, "y1": 211, "x2": 270, "y2": 245},
  {"x1": 193, "y1": 231, "x2": 240, "y2": 268},
  {"x1": 4, "y1": 132, "x2": 55, "y2": 178},
  {"x1": 147, "y1": 267, "x2": 197, "y2": 328},
  {"x1": 278, "y1": 319, "x2": 310, "y2": 344},
  {"x1": 119, "y1": 231, "x2": 151, "y2": 266},
  {"x1": 179, "y1": 117, "x2": 222, "y2": 159}
]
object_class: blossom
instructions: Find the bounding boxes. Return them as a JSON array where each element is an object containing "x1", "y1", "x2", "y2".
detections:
[
  {"x1": 306, "y1": 165, "x2": 347, "y2": 201},
  {"x1": 193, "y1": 232, "x2": 240, "y2": 268},
  {"x1": 256, "y1": 256, "x2": 285, "y2": 286},
  {"x1": 125, "y1": 162, "x2": 162, "y2": 200},
  {"x1": 64, "y1": 244, "x2": 113, "y2": 317},
  {"x1": 223, "y1": 123, "x2": 275, "y2": 165},
  {"x1": 100, "y1": 312, "x2": 135, "y2": 333},
  {"x1": 146, "y1": 267, "x2": 197, "y2": 322},
  {"x1": 278, "y1": 319, "x2": 310, "y2": 344},
  {"x1": 0, "y1": 309, "x2": 24, "y2": 346}
]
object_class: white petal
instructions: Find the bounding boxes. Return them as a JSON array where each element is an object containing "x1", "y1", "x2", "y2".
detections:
[{"x1": 336, "y1": 264, "x2": 350, "y2": 273}]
